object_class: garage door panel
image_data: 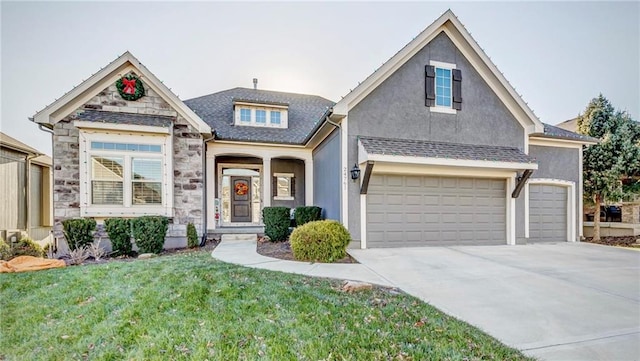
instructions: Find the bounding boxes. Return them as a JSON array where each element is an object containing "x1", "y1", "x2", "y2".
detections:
[
  {"x1": 529, "y1": 184, "x2": 567, "y2": 243},
  {"x1": 367, "y1": 174, "x2": 506, "y2": 247}
]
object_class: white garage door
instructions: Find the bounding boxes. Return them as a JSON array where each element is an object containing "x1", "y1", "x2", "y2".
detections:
[
  {"x1": 529, "y1": 184, "x2": 567, "y2": 243},
  {"x1": 367, "y1": 174, "x2": 506, "y2": 247}
]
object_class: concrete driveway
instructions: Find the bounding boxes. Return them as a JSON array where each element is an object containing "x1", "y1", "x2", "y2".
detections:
[{"x1": 349, "y1": 243, "x2": 640, "y2": 360}]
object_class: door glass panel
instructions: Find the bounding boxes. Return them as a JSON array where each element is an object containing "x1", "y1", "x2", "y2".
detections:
[{"x1": 221, "y1": 176, "x2": 231, "y2": 223}]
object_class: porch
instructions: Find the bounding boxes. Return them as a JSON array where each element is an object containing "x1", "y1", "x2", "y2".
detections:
[{"x1": 205, "y1": 142, "x2": 313, "y2": 233}]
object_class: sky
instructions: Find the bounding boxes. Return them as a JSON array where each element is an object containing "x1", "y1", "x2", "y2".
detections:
[{"x1": 1, "y1": 1, "x2": 638, "y2": 156}]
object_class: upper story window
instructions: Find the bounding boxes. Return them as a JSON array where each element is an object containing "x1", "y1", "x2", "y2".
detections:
[
  {"x1": 240, "y1": 109, "x2": 251, "y2": 123},
  {"x1": 255, "y1": 110, "x2": 267, "y2": 124},
  {"x1": 234, "y1": 102, "x2": 288, "y2": 129},
  {"x1": 435, "y1": 68, "x2": 452, "y2": 107},
  {"x1": 426, "y1": 61, "x2": 462, "y2": 114},
  {"x1": 270, "y1": 111, "x2": 281, "y2": 125}
]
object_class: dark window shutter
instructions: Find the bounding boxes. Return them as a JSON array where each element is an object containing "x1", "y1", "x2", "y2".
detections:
[
  {"x1": 272, "y1": 176, "x2": 277, "y2": 198},
  {"x1": 425, "y1": 65, "x2": 435, "y2": 107},
  {"x1": 290, "y1": 177, "x2": 295, "y2": 198},
  {"x1": 452, "y1": 69, "x2": 462, "y2": 110}
]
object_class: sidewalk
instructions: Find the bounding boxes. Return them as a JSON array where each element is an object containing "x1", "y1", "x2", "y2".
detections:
[{"x1": 211, "y1": 239, "x2": 394, "y2": 287}]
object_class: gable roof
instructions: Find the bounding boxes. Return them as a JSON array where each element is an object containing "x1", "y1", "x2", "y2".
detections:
[
  {"x1": 31, "y1": 51, "x2": 211, "y2": 134},
  {"x1": 0, "y1": 132, "x2": 42, "y2": 155},
  {"x1": 184, "y1": 88, "x2": 334, "y2": 145},
  {"x1": 332, "y1": 10, "x2": 544, "y2": 134},
  {"x1": 532, "y1": 123, "x2": 599, "y2": 144}
]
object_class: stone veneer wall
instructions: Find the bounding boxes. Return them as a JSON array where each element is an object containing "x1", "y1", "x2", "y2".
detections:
[
  {"x1": 621, "y1": 203, "x2": 640, "y2": 224},
  {"x1": 52, "y1": 74, "x2": 204, "y2": 251}
]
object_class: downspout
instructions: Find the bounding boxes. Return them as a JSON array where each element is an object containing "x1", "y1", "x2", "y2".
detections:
[
  {"x1": 200, "y1": 132, "x2": 216, "y2": 246},
  {"x1": 34, "y1": 120, "x2": 55, "y2": 250}
]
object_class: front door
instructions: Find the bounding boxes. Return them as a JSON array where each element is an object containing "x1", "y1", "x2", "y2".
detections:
[{"x1": 230, "y1": 176, "x2": 252, "y2": 223}]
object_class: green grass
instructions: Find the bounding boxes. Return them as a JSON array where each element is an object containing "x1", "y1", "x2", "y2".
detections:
[{"x1": 0, "y1": 250, "x2": 532, "y2": 360}]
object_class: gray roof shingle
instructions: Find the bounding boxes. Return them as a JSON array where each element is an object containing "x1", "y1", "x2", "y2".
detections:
[
  {"x1": 77, "y1": 109, "x2": 174, "y2": 127},
  {"x1": 184, "y1": 88, "x2": 334, "y2": 145},
  {"x1": 359, "y1": 136, "x2": 537, "y2": 164},
  {"x1": 536, "y1": 123, "x2": 599, "y2": 143}
]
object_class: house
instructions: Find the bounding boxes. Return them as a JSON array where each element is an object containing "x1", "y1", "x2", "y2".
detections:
[
  {"x1": 0, "y1": 132, "x2": 53, "y2": 244},
  {"x1": 32, "y1": 10, "x2": 597, "y2": 250}
]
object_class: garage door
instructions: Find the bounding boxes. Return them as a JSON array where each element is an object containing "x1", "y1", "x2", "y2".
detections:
[
  {"x1": 367, "y1": 174, "x2": 506, "y2": 247},
  {"x1": 529, "y1": 184, "x2": 567, "y2": 243}
]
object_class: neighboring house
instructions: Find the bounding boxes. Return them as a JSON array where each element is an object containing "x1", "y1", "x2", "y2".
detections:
[
  {"x1": 0, "y1": 132, "x2": 53, "y2": 243},
  {"x1": 32, "y1": 10, "x2": 597, "y2": 249},
  {"x1": 556, "y1": 117, "x2": 578, "y2": 132}
]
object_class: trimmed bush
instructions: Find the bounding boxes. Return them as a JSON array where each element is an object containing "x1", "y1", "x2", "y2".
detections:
[
  {"x1": 62, "y1": 218, "x2": 96, "y2": 251},
  {"x1": 104, "y1": 218, "x2": 132, "y2": 257},
  {"x1": 131, "y1": 216, "x2": 168, "y2": 254},
  {"x1": 262, "y1": 207, "x2": 290, "y2": 242},
  {"x1": 0, "y1": 238, "x2": 11, "y2": 261},
  {"x1": 294, "y1": 206, "x2": 322, "y2": 227},
  {"x1": 290, "y1": 220, "x2": 351, "y2": 263},
  {"x1": 11, "y1": 237, "x2": 45, "y2": 258},
  {"x1": 187, "y1": 223, "x2": 198, "y2": 248}
]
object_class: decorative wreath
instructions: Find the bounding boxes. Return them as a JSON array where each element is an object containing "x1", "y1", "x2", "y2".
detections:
[
  {"x1": 116, "y1": 74, "x2": 145, "y2": 101},
  {"x1": 235, "y1": 182, "x2": 249, "y2": 196}
]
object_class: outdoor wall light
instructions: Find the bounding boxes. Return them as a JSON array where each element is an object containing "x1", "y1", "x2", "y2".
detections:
[{"x1": 350, "y1": 163, "x2": 361, "y2": 181}]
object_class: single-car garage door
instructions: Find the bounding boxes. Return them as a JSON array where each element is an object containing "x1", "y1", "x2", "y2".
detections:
[
  {"x1": 529, "y1": 184, "x2": 567, "y2": 243},
  {"x1": 367, "y1": 174, "x2": 506, "y2": 247}
]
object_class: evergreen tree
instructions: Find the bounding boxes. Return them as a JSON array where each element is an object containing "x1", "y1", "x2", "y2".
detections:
[{"x1": 577, "y1": 94, "x2": 640, "y2": 240}]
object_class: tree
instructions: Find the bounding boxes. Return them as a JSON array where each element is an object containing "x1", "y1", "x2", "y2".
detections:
[{"x1": 577, "y1": 94, "x2": 640, "y2": 240}]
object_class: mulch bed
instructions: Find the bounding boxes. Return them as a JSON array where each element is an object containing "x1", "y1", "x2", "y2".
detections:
[
  {"x1": 256, "y1": 238, "x2": 358, "y2": 264},
  {"x1": 584, "y1": 236, "x2": 640, "y2": 248}
]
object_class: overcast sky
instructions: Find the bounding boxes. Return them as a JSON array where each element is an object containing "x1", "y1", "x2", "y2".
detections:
[{"x1": 2, "y1": 1, "x2": 638, "y2": 155}]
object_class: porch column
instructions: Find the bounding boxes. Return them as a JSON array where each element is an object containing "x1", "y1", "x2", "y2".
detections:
[
  {"x1": 206, "y1": 154, "x2": 217, "y2": 229},
  {"x1": 263, "y1": 157, "x2": 272, "y2": 207},
  {"x1": 305, "y1": 157, "x2": 313, "y2": 206}
]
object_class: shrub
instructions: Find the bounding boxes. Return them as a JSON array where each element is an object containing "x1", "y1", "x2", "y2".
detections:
[
  {"x1": 187, "y1": 223, "x2": 199, "y2": 248},
  {"x1": 11, "y1": 237, "x2": 45, "y2": 258},
  {"x1": 294, "y1": 206, "x2": 322, "y2": 227},
  {"x1": 88, "y1": 239, "x2": 107, "y2": 261},
  {"x1": 0, "y1": 238, "x2": 11, "y2": 261},
  {"x1": 290, "y1": 220, "x2": 351, "y2": 263},
  {"x1": 131, "y1": 216, "x2": 168, "y2": 254},
  {"x1": 104, "y1": 218, "x2": 132, "y2": 257},
  {"x1": 67, "y1": 247, "x2": 89, "y2": 265},
  {"x1": 262, "y1": 207, "x2": 291, "y2": 242},
  {"x1": 62, "y1": 218, "x2": 96, "y2": 251}
]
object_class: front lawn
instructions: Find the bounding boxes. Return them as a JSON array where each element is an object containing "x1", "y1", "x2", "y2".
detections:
[{"x1": 0, "y1": 250, "x2": 532, "y2": 360}]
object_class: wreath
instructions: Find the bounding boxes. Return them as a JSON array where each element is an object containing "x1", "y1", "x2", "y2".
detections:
[
  {"x1": 116, "y1": 74, "x2": 145, "y2": 101},
  {"x1": 235, "y1": 182, "x2": 249, "y2": 196}
]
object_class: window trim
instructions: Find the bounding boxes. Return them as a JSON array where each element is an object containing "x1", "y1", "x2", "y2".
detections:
[
  {"x1": 273, "y1": 172, "x2": 295, "y2": 201},
  {"x1": 78, "y1": 129, "x2": 173, "y2": 217},
  {"x1": 234, "y1": 106, "x2": 289, "y2": 128},
  {"x1": 429, "y1": 60, "x2": 457, "y2": 114}
]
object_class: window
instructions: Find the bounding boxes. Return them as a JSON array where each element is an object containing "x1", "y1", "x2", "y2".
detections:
[
  {"x1": 234, "y1": 103, "x2": 288, "y2": 128},
  {"x1": 273, "y1": 173, "x2": 294, "y2": 200},
  {"x1": 426, "y1": 61, "x2": 462, "y2": 113},
  {"x1": 270, "y1": 111, "x2": 281, "y2": 125},
  {"x1": 255, "y1": 110, "x2": 267, "y2": 124},
  {"x1": 80, "y1": 131, "x2": 172, "y2": 217},
  {"x1": 240, "y1": 108, "x2": 251, "y2": 123},
  {"x1": 132, "y1": 159, "x2": 162, "y2": 204},
  {"x1": 91, "y1": 156, "x2": 124, "y2": 204},
  {"x1": 435, "y1": 68, "x2": 452, "y2": 107}
]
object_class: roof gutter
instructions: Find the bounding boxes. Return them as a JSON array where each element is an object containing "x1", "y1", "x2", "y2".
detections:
[{"x1": 302, "y1": 107, "x2": 337, "y2": 146}]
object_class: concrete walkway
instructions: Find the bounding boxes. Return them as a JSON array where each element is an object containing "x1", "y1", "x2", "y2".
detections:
[{"x1": 211, "y1": 239, "x2": 394, "y2": 287}]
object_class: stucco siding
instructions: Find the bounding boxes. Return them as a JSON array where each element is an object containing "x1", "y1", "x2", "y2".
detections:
[
  {"x1": 313, "y1": 130, "x2": 341, "y2": 221},
  {"x1": 347, "y1": 32, "x2": 526, "y2": 241},
  {"x1": 271, "y1": 158, "x2": 305, "y2": 208},
  {"x1": 529, "y1": 145, "x2": 580, "y2": 241}
]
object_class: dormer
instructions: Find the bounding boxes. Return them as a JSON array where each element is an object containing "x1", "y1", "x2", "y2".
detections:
[{"x1": 233, "y1": 100, "x2": 289, "y2": 129}]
